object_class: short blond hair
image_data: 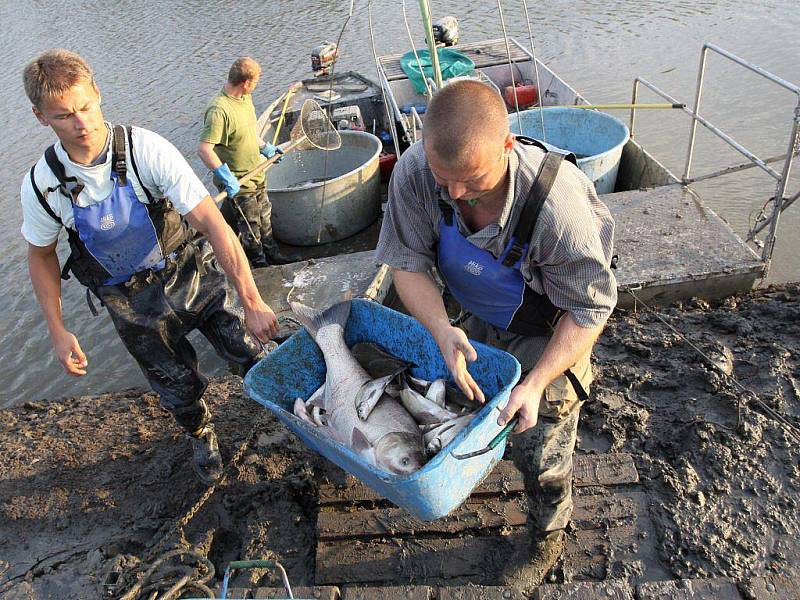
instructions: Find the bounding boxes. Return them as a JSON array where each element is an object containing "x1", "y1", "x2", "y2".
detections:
[
  {"x1": 423, "y1": 79, "x2": 509, "y2": 166},
  {"x1": 227, "y1": 57, "x2": 261, "y2": 86},
  {"x1": 23, "y1": 49, "x2": 96, "y2": 108}
]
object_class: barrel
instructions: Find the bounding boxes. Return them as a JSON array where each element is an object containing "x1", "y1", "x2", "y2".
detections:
[{"x1": 509, "y1": 107, "x2": 630, "y2": 194}]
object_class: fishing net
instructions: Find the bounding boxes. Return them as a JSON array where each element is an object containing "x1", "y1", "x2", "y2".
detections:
[{"x1": 289, "y1": 99, "x2": 341, "y2": 151}]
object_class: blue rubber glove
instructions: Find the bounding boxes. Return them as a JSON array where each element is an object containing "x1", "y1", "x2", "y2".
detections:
[
  {"x1": 213, "y1": 163, "x2": 240, "y2": 198},
  {"x1": 260, "y1": 143, "x2": 284, "y2": 163}
]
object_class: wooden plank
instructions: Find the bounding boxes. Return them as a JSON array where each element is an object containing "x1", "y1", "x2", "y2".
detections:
[
  {"x1": 437, "y1": 586, "x2": 527, "y2": 599},
  {"x1": 533, "y1": 580, "x2": 635, "y2": 600},
  {"x1": 570, "y1": 492, "x2": 644, "y2": 530},
  {"x1": 316, "y1": 532, "x2": 526, "y2": 585},
  {"x1": 573, "y1": 454, "x2": 639, "y2": 487},
  {"x1": 341, "y1": 585, "x2": 431, "y2": 600},
  {"x1": 379, "y1": 38, "x2": 531, "y2": 81},
  {"x1": 317, "y1": 496, "x2": 649, "y2": 587},
  {"x1": 636, "y1": 578, "x2": 743, "y2": 600},
  {"x1": 252, "y1": 586, "x2": 340, "y2": 599},
  {"x1": 318, "y1": 455, "x2": 639, "y2": 506},
  {"x1": 317, "y1": 498, "x2": 527, "y2": 541},
  {"x1": 561, "y1": 526, "x2": 641, "y2": 582},
  {"x1": 318, "y1": 491, "x2": 645, "y2": 543}
]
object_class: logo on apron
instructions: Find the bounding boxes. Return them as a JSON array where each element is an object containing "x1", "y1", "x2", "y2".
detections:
[{"x1": 100, "y1": 214, "x2": 116, "y2": 230}]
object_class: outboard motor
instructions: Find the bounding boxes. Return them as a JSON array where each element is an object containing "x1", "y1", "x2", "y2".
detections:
[{"x1": 311, "y1": 42, "x2": 338, "y2": 77}]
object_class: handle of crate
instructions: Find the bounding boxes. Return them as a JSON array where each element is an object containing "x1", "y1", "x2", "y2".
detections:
[
  {"x1": 450, "y1": 417, "x2": 518, "y2": 460},
  {"x1": 221, "y1": 559, "x2": 294, "y2": 599}
]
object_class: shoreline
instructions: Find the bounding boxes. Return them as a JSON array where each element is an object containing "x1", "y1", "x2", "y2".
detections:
[{"x1": 1, "y1": 283, "x2": 799, "y2": 598}]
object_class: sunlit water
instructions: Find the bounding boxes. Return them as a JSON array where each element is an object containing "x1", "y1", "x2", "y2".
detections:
[{"x1": 1, "y1": 1, "x2": 798, "y2": 407}]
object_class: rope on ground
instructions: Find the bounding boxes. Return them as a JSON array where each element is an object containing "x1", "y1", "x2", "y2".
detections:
[
  {"x1": 626, "y1": 288, "x2": 800, "y2": 443},
  {"x1": 114, "y1": 410, "x2": 268, "y2": 599}
]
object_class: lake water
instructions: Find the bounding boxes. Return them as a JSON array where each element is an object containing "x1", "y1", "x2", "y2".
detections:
[{"x1": 1, "y1": 0, "x2": 798, "y2": 407}]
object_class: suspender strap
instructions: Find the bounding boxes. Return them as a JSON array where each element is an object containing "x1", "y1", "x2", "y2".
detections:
[
  {"x1": 437, "y1": 195, "x2": 454, "y2": 226},
  {"x1": 112, "y1": 125, "x2": 127, "y2": 186},
  {"x1": 502, "y1": 152, "x2": 564, "y2": 267},
  {"x1": 564, "y1": 368, "x2": 590, "y2": 401},
  {"x1": 44, "y1": 145, "x2": 72, "y2": 186},
  {"x1": 125, "y1": 125, "x2": 154, "y2": 202},
  {"x1": 28, "y1": 166, "x2": 63, "y2": 224},
  {"x1": 28, "y1": 165, "x2": 90, "y2": 283}
]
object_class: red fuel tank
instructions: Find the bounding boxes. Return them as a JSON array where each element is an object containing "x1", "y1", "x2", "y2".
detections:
[{"x1": 504, "y1": 84, "x2": 539, "y2": 109}]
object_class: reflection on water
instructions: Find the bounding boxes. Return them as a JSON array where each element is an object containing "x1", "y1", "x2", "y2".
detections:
[{"x1": 0, "y1": 0, "x2": 798, "y2": 406}]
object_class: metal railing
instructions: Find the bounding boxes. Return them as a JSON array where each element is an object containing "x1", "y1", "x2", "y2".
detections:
[{"x1": 629, "y1": 43, "x2": 800, "y2": 270}]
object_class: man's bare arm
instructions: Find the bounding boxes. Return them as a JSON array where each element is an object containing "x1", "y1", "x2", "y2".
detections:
[
  {"x1": 197, "y1": 141, "x2": 222, "y2": 172},
  {"x1": 186, "y1": 196, "x2": 277, "y2": 341},
  {"x1": 28, "y1": 242, "x2": 88, "y2": 376},
  {"x1": 498, "y1": 313, "x2": 605, "y2": 432}
]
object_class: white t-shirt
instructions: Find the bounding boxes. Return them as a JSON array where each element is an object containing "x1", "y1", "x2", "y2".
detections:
[{"x1": 21, "y1": 123, "x2": 209, "y2": 247}]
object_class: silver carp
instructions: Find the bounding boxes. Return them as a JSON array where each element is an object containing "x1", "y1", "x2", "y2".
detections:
[{"x1": 290, "y1": 299, "x2": 426, "y2": 475}]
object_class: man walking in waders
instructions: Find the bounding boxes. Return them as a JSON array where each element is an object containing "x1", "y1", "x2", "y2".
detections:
[
  {"x1": 375, "y1": 80, "x2": 617, "y2": 591},
  {"x1": 198, "y1": 57, "x2": 298, "y2": 268},
  {"x1": 20, "y1": 49, "x2": 278, "y2": 485}
]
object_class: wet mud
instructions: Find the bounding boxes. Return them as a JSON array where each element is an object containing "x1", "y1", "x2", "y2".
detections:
[{"x1": 1, "y1": 284, "x2": 799, "y2": 598}]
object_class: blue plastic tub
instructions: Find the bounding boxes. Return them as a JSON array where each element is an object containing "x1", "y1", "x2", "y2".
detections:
[
  {"x1": 244, "y1": 299, "x2": 521, "y2": 521},
  {"x1": 509, "y1": 107, "x2": 630, "y2": 194}
]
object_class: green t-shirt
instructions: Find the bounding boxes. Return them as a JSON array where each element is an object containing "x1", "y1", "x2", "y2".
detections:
[{"x1": 200, "y1": 90, "x2": 264, "y2": 192}]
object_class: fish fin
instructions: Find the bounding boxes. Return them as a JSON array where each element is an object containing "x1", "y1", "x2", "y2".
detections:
[
  {"x1": 307, "y1": 383, "x2": 327, "y2": 410},
  {"x1": 425, "y1": 379, "x2": 447, "y2": 407},
  {"x1": 355, "y1": 374, "x2": 394, "y2": 420},
  {"x1": 293, "y1": 398, "x2": 316, "y2": 425},
  {"x1": 305, "y1": 383, "x2": 325, "y2": 407},
  {"x1": 290, "y1": 298, "x2": 352, "y2": 338},
  {"x1": 351, "y1": 427, "x2": 372, "y2": 454}
]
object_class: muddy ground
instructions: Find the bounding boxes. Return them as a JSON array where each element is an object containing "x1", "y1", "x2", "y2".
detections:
[{"x1": 1, "y1": 284, "x2": 799, "y2": 599}]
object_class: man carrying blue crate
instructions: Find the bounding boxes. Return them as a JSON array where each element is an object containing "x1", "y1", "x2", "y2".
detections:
[{"x1": 375, "y1": 80, "x2": 617, "y2": 590}]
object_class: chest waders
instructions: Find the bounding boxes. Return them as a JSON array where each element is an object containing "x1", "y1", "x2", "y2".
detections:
[
  {"x1": 437, "y1": 139, "x2": 588, "y2": 401},
  {"x1": 28, "y1": 126, "x2": 263, "y2": 462}
]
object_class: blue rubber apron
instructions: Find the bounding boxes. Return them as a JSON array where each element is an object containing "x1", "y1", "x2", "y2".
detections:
[
  {"x1": 437, "y1": 217, "x2": 528, "y2": 331},
  {"x1": 72, "y1": 171, "x2": 165, "y2": 285}
]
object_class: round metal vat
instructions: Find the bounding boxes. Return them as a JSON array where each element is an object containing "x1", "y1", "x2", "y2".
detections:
[{"x1": 267, "y1": 131, "x2": 382, "y2": 246}]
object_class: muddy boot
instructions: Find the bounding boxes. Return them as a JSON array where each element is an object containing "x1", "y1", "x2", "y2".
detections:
[
  {"x1": 190, "y1": 425, "x2": 224, "y2": 485},
  {"x1": 497, "y1": 529, "x2": 564, "y2": 592},
  {"x1": 261, "y1": 234, "x2": 301, "y2": 265}
]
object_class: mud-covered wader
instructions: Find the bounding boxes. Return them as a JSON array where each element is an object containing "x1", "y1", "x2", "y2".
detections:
[
  {"x1": 97, "y1": 240, "x2": 263, "y2": 432},
  {"x1": 436, "y1": 139, "x2": 589, "y2": 534},
  {"x1": 218, "y1": 183, "x2": 276, "y2": 266},
  {"x1": 29, "y1": 125, "x2": 263, "y2": 433}
]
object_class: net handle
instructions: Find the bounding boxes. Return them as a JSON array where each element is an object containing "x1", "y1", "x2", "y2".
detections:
[{"x1": 212, "y1": 138, "x2": 303, "y2": 203}]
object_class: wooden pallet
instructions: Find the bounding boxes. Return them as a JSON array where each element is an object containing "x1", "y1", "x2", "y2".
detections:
[{"x1": 315, "y1": 453, "x2": 663, "y2": 588}]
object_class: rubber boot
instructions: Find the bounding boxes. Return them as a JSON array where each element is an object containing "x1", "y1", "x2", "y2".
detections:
[
  {"x1": 261, "y1": 232, "x2": 302, "y2": 265},
  {"x1": 497, "y1": 529, "x2": 564, "y2": 592},
  {"x1": 190, "y1": 425, "x2": 224, "y2": 485}
]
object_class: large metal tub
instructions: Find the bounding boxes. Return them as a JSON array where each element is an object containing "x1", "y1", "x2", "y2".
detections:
[{"x1": 267, "y1": 131, "x2": 382, "y2": 246}]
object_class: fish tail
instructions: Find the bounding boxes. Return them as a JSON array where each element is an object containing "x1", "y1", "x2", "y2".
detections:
[{"x1": 290, "y1": 298, "x2": 352, "y2": 338}]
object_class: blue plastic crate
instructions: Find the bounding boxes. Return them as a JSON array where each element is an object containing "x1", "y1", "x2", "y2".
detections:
[{"x1": 244, "y1": 299, "x2": 521, "y2": 521}]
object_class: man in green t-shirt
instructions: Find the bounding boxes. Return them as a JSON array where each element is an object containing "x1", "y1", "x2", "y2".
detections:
[{"x1": 198, "y1": 57, "x2": 297, "y2": 266}]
